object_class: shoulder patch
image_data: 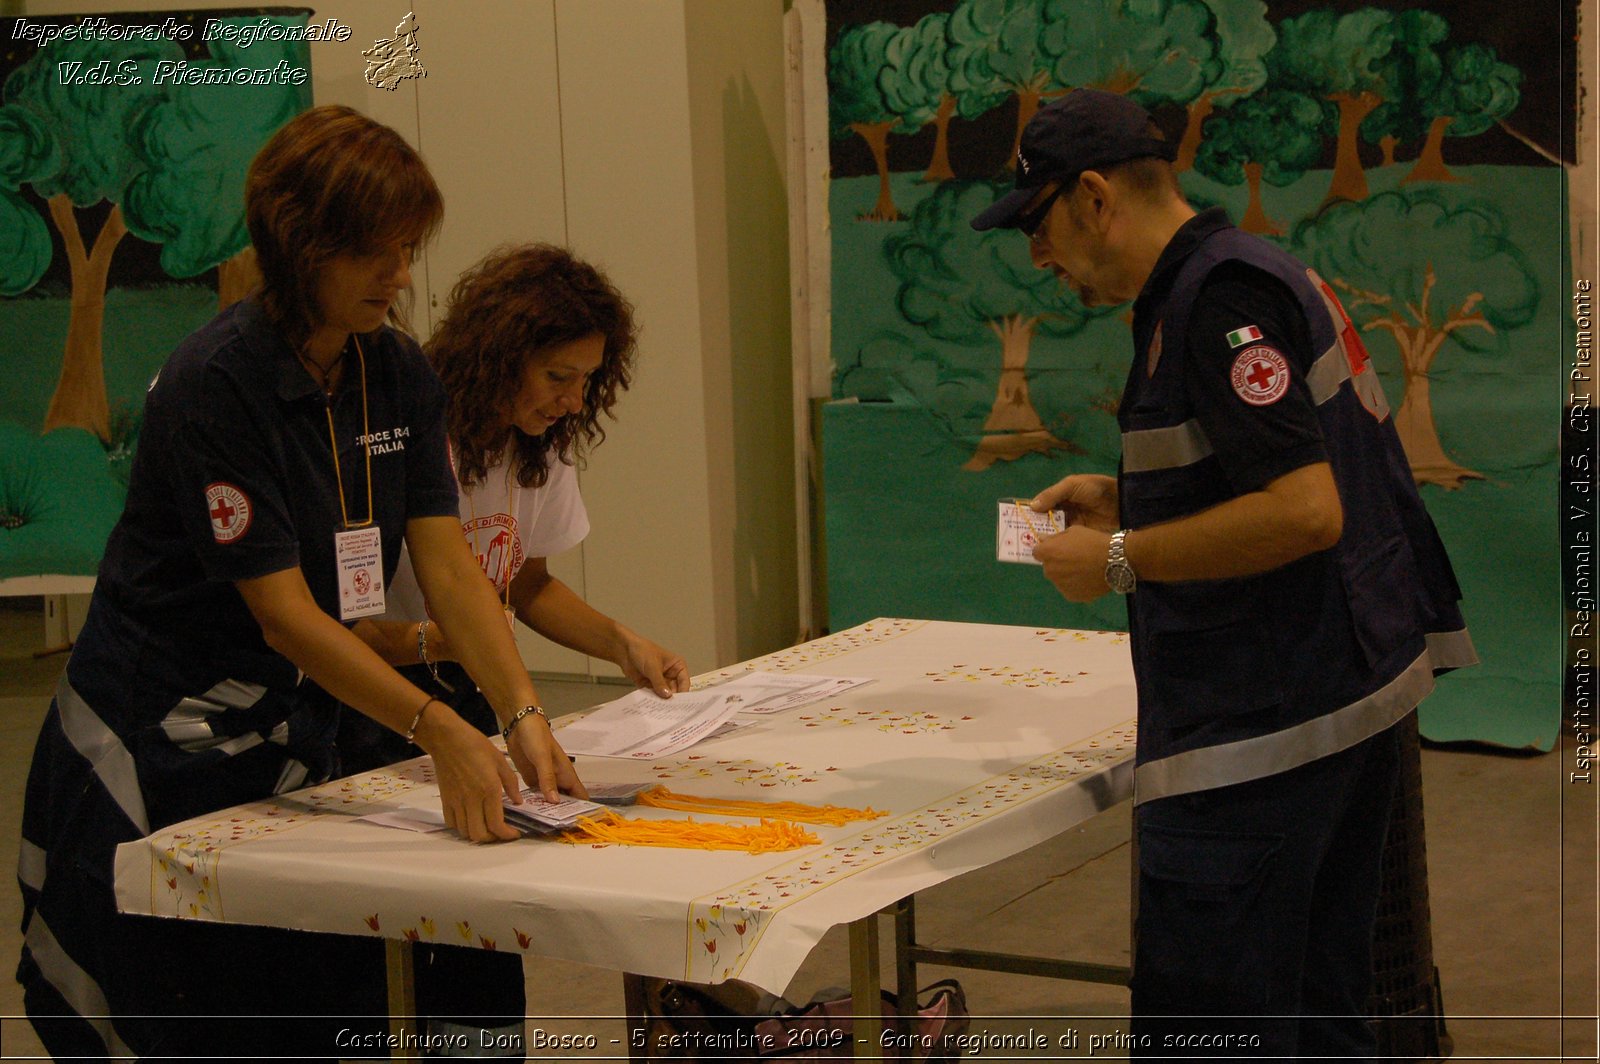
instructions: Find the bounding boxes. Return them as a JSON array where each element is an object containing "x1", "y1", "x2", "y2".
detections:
[
  {"x1": 205, "y1": 482, "x2": 253, "y2": 543},
  {"x1": 1229, "y1": 346, "x2": 1291, "y2": 406}
]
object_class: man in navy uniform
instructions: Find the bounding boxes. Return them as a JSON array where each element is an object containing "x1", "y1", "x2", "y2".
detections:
[{"x1": 972, "y1": 89, "x2": 1475, "y2": 1059}]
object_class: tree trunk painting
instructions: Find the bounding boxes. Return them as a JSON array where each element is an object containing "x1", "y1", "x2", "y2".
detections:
[
  {"x1": 1402, "y1": 115, "x2": 1462, "y2": 184},
  {"x1": 965, "y1": 314, "x2": 1075, "y2": 471},
  {"x1": 1176, "y1": 93, "x2": 1217, "y2": 173},
  {"x1": 1323, "y1": 91, "x2": 1381, "y2": 206},
  {"x1": 217, "y1": 247, "x2": 261, "y2": 310},
  {"x1": 1379, "y1": 134, "x2": 1397, "y2": 167},
  {"x1": 850, "y1": 121, "x2": 903, "y2": 221},
  {"x1": 1339, "y1": 268, "x2": 1487, "y2": 489},
  {"x1": 920, "y1": 93, "x2": 956, "y2": 182},
  {"x1": 1238, "y1": 162, "x2": 1281, "y2": 235},
  {"x1": 42, "y1": 195, "x2": 124, "y2": 442}
]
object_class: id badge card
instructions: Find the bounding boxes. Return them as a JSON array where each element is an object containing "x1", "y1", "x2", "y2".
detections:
[
  {"x1": 335, "y1": 526, "x2": 386, "y2": 620},
  {"x1": 997, "y1": 497, "x2": 1065, "y2": 565}
]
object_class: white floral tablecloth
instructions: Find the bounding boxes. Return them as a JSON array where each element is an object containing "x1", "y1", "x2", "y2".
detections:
[{"x1": 114, "y1": 618, "x2": 1137, "y2": 992}]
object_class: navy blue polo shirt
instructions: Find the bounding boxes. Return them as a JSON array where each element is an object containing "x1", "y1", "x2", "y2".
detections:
[{"x1": 89, "y1": 298, "x2": 458, "y2": 695}]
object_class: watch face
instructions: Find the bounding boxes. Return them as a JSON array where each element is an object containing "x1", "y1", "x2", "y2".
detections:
[{"x1": 1106, "y1": 562, "x2": 1136, "y2": 594}]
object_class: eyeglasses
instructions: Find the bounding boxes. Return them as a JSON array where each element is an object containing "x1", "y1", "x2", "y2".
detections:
[{"x1": 1017, "y1": 180, "x2": 1071, "y2": 241}]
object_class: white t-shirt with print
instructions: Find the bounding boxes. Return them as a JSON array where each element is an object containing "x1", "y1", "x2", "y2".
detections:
[{"x1": 385, "y1": 456, "x2": 589, "y2": 622}]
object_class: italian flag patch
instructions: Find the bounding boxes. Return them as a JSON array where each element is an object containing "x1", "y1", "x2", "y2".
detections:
[{"x1": 1226, "y1": 325, "x2": 1263, "y2": 348}]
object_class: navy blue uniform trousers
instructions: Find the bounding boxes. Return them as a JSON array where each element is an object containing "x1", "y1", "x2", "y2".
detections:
[{"x1": 1130, "y1": 723, "x2": 1401, "y2": 1061}]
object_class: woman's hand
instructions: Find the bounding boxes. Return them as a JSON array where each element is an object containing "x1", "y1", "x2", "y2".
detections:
[
  {"x1": 617, "y1": 630, "x2": 691, "y2": 698},
  {"x1": 410, "y1": 700, "x2": 523, "y2": 842},
  {"x1": 504, "y1": 712, "x2": 588, "y2": 801}
]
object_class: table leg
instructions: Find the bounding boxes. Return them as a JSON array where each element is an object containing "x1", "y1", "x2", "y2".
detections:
[
  {"x1": 848, "y1": 914, "x2": 882, "y2": 1061},
  {"x1": 385, "y1": 937, "x2": 417, "y2": 1056}
]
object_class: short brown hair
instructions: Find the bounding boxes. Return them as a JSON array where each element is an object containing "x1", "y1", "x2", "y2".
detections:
[
  {"x1": 429, "y1": 244, "x2": 638, "y2": 489},
  {"x1": 246, "y1": 105, "x2": 443, "y2": 350}
]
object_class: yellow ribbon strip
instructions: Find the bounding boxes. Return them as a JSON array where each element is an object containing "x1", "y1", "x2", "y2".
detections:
[
  {"x1": 634, "y1": 787, "x2": 887, "y2": 827},
  {"x1": 560, "y1": 811, "x2": 819, "y2": 853}
]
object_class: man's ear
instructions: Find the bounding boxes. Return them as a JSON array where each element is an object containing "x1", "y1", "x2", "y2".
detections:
[{"x1": 1076, "y1": 170, "x2": 1115, "y2": 231}]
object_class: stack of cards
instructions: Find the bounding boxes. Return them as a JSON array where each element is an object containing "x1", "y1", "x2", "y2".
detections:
[
  {"x1": 997, "y1": 497, "x2": 1065, "y2": 565},
  {"x1": 501, "y1": 789, "x2": 604, "y2": 835}
]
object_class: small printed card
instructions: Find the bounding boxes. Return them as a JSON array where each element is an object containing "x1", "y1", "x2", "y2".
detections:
[{"x1": 997, "y1": 498, "x2": 1065, "y2": 565}]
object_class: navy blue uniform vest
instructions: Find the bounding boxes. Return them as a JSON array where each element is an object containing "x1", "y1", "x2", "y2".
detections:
[{"x1": 1120, "y1": 223, "x2": 1474, "y2": 802}]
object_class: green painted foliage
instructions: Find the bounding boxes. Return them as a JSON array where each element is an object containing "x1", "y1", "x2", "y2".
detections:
[
  {"x1": 1435, "y1": 43, "x2": 1521, "y2": 137},
  {"x1": 1362, "y1": 8, "x2": 1448, "y2": 144},
  {"x1": 121, "y1": 24, "x2": 311, "y2": 277},
  {"x1": 1194, "y1": 90, "x2": 1325, "y2": 186},
  {"x1": 1267, "y1": 7, "x2": 1394, "y2": 98},
  {"x1": 3, "y1": 35, "x2": 181, "y2": 205},
  {"x1": 1043, "y1": 0, "x2": 1216, "y2": 102},
  {"x1": 884, "y1": 178, "x2": 1103, "y2": 344},
  {"x1": 947, "y1": 0, "x2": 1047, "y2": 115},
  {"x1": 879, "y1": 12, "x2": 953, "y2": 130},
  {"x1": 1292, "y1": 187, "x2": 1539, "y2": 350},
  {"x1": 828, "y1": 20, "x2": 903, "y2": 136},
  {"x1": 1199, "y1": 0, "x2": 1274, "y2": 99}
]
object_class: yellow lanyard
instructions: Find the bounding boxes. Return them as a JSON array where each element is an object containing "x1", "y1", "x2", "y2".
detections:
[{"x1": 323, "y1": 336, "x2": 373, "y2": 530}]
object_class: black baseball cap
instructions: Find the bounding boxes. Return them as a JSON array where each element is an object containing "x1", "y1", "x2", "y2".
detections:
[{"x1": 970, "y1": 88, "x2": 1176, "y2": 231}]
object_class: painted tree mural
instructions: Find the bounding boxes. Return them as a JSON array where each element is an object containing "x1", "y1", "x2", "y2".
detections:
[
  {"x1": 2, "y1": 35, "x2": 180, "y2": 440},
  {"x1": 124, "y1": 31, "x2": 308, "y2": 307},
  {"x1": 1193, "y1": 89, "x2": 1325, "y2": 234},
  {"x1": 1170, "y1": 0, "x2": 1275, "y2": 172},
  {"x1": 880, "y1": 11, "x2": 958, "y2": 182},
  {"x1": 947, "y1": 0, "x2": 1055, "y2": 167},
  {"x1": 0, "y1": 18, "x2": 308, "y2": 440},
  {"x1": 1360, "y1": 11, "x2": 1521, "y2": 181},
  {"x1": 1266, "y1": 7, "x2": 1395, "y2": 205},
  {"x1": 829, "y1": 20, "x2": 909, "y2": 220},
  {"x1": 1293, "y1": 188, "x2": 1539, "y2": 488},
  {"x1": 1400, "y1": 41, "x2": 1520, "y2": 183},
  {"x1": 1042, "y1": 0, "x2": 1217, "y2": 111},
  {"x1": 883, "y1": 179, "x2": 1115, "y2": 470}
]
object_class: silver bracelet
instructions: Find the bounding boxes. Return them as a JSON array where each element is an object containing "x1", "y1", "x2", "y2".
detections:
[
  {"x1": 416, "y1": 621, "x2": 453, "y2": 692},
  {"x1": 501, "y1": 704, "x2": 547, "y2": 743},
  {"x1": 405, "y1": 697, "x2": 437, "y2": 744}
]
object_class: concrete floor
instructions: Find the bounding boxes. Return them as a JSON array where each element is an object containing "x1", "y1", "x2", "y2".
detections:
[{"x1": 0, "y1": 598, "x2": 1593, "y2": 1060}]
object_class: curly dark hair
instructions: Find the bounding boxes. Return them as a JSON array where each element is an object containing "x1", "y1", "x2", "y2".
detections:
[
  {"x1": 428, "y1": 244, "x2": 638, "y2": 489},
  {"x1": 246, "y1": 105, "x2": 443, "y2": 350}
]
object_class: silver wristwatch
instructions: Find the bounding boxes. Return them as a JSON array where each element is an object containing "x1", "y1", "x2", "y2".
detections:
[{"x1": 1105, "y1": 529, "x2": 1137, "y2": 594}]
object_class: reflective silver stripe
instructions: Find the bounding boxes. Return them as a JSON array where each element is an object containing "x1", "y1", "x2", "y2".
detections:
[
  {"x1": 1305, "y1": 342, "x2": 1349, "y2": 406},
  {"x1": 23, "y1": 913, "x2": 139, "y2": 1060},
  {"x1": 55, "y1": 676, "x2": 148, "y2": 835},
  {"x1": 1134, "y1": 648, "x2": 1438, "y2": 804},
  {"x1": 1426, "y1": 628, "x2": 1479, "y2": 669},
  {"x1": 18, "y1": 838, "x2": 46, "y2": 894},
  {"x1": 200, "y1": 678, "x2": 270, "y2": 711},
  {"x1": 1122, "y1": 419, "x2": 1214, "y2": 473},
  {"x1": 269, "y1": 720, "x2": 291, "y2": 745},
  {"x1": 161, "y1": 680, "x2": 271, "y2": 752},
  {"x1": 274, "y1": 758, "x2": 310, "y2": 795}
]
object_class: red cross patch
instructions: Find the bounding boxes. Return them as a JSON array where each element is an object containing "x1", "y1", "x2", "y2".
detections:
[
  {"x1": 1229, "y1": 346, "x2": 1291, "y2": 406},
  {"x1": 205, "y1": 482, "x2": 252, "y2": 543}
]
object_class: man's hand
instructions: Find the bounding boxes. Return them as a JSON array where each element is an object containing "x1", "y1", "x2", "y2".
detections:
[
  {"x1": 1033, "y1": 525, "x2": 1114, "y2": 602},
  {"x1": 1032, "y1": 474, "x2": 1119, "y2": 533}
]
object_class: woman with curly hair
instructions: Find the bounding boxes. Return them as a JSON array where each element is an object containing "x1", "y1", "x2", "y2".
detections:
[
  {"x1": 338, "y1": 244, "x2": 687, "y2": 1051},
  {"x1": 345, "y1": 243, "x2": 688, "y2": 772}
]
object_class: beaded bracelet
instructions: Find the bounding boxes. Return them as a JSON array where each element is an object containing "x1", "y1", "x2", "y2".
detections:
[
  {"x1": 501, "y1": 704, "x2": 547, "y2": 743},
  {"x1": 405, "y1": 696, "x2": 438, "y2": 743}
]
